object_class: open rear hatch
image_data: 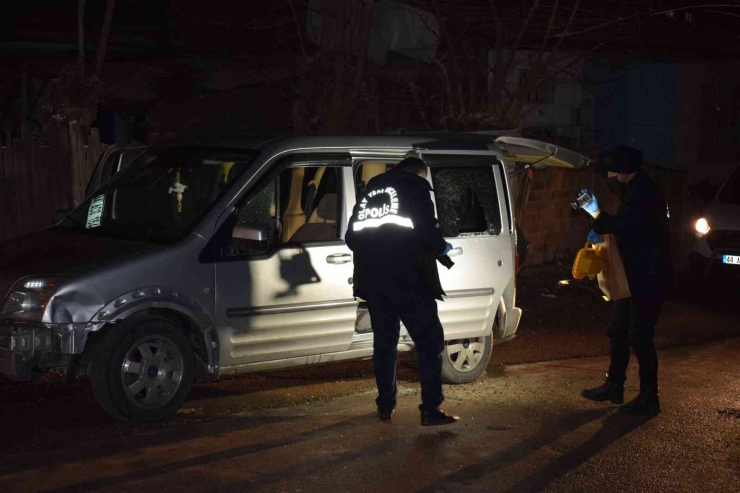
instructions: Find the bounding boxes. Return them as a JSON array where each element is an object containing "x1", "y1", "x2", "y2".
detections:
[{"x1": 492, "y1": 136, "x2": 591, "y2": 169}]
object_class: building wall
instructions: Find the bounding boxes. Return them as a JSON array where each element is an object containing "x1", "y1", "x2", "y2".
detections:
[
  {"x1": 518, "y1": 62, "x2": 587, "y2": 143},
  {"x1": 676, "y1": 60, "x2": 740, "y2": 187},
  {"x1": 585, "y1": 59, "x2": 679, "y2": 166}
]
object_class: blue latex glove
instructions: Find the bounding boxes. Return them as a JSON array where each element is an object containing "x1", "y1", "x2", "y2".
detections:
[
  {"x1": 442, "y1": 242, "x2": 452, "y2": 256},
  {"x1": 587, "y1": 229, "x2": 603, "y2": 244},
  {"x1": 580, "y1": 188, "x2": 600, "y2": 216}
]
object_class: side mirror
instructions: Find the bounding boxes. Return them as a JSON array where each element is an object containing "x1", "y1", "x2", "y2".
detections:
[{"x1": 228, "y1": 225, "x2": 270, "y2": 255}]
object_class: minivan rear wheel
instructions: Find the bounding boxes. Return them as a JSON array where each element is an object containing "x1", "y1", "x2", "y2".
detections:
[
  {"x1": 90, "y1": 314, "x2": 195, "y2": 421},
  {"x1": 441, "y1": 334, "x2": 492, "y2": 384}
]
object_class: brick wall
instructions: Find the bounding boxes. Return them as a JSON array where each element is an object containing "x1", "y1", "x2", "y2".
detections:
[
  {"x1": 512, "y1": 165, "x2": 615, "y2": 266},
  {"x1": 513, "y1": 164, "x2": 683, "y2": 277}
]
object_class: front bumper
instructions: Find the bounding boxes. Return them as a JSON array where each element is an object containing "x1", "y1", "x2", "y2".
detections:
[
  {"x1": 0, "y1": 321, "x2": 57, "y2": 381},
  {"x1": 690, "y1": 250, "x2": 740, "y2": 281}
]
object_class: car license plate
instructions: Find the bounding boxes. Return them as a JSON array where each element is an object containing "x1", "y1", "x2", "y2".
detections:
[
  {"x1": 723, "y1": 254, "x2": 740, "y2": 265},
  {"x1": 86, "y1": 194, "x2": 105, "y2": 229}
]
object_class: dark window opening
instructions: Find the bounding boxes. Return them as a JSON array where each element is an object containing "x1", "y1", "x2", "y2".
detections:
[{"x1": 431, "y1": 166, "x2": 502, "y2": 237}]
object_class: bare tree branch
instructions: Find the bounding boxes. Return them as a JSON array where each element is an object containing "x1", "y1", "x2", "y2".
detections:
[
  {"x1": 288, "y1": 0, "x2": 306, "y2": 59},
  {"x1": 400, "y1": 79, "x2": 432, "y2": 131},
  {"x1": 504, "y1": 0, "x2": 582, "y2": 124},
  {"x1": 223, "y1": 27, "x2": 294, "y2": 127},
  {"x1": 538, "y1": 39, "x2": 616, "y2": 87},
  {"x1": 431, "y1": 0, "x2": 467, "y2": 119},
  {"x1": 347, "y1": 0, "x2": 376, "y2": 119},
  {"x1": 546, "y1": 0, "x2": 581, "y2": 61},
  {"x1": 432, "y1": 58, "x2": 455, "y2": 119},
  {"x1": 539, "y1": 0, "x2": 560, "y2": 56},
  {"x1": 551, "y1": 13, "x2": 637, "y2": 39},
  {"x1": 487, "y1": 0, "x2": 504, "y2": 49},
  {"x1": 493, "y1": 0, "x2": 540, "y2": 109}
]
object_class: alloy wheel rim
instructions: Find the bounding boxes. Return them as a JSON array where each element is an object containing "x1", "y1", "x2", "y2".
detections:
[
  {"x1": 120, "y1": 335, "x2": 184, "y2": 408},
  {"x1": 445, "y1": 337, "x2": 485, "y2": 373}
]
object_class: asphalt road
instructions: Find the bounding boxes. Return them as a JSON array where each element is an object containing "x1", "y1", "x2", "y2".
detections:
[
  {"x1": 0, "y1": 264, "x2": 738, "y2": 492},
  {"x1": 1, "y1": 333, "x2": 739, "y2": 493}
]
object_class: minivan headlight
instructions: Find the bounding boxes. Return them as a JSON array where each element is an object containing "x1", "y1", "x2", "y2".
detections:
[
  {"x1": 694, "y1": 217, "x2": 711, "y2": 238},
  {"x1": 1, "y1": 278, "x2": 65, "y2": 322}
]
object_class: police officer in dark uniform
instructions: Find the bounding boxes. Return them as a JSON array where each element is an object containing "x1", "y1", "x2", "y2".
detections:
[
  {"x1": 580, "y1": 145, "x2": 671, "y2": 416},
  {"x1": 346, "y1": 157, "x2": 459, "y2": 426}
]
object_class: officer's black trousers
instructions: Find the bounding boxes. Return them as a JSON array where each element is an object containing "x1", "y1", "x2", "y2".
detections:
[
  {"x1": 606, "y1": 296, "x2": 663, "y2": 390},
  {"x1": 365, "y1": 293, "x2": 445, "y2": 414}
]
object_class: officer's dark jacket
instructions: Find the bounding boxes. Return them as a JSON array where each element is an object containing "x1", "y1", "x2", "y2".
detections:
[
  {"x1": 592, "y1": 171, "x2": 672, "y2": 298},
  {"x1": 346, "y1": 169, "x2": 448, "y2": 301}
]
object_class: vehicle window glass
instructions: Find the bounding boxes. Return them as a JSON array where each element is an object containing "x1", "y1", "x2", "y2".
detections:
[
  {"x1": 431, "y1": 166, "x2": 502, "y2": 237},
  {"x1": 232, "y1": 181, "x2": 278, "y2": 256},
  {"x1": 354, "y1": 161, "x2": 397, "y2": 196},
  {"x1": 719, "y1": 166, "x2": 740, "y2": 205},
  {"x1": 279, "y1": 166, "x2": 342, "y2": 243},
  {"x1": 59, "y1": 148, "x2": 257, "y2": 244}
]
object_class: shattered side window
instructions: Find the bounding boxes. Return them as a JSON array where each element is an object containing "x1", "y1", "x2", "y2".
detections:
[
  {"x1": 431, "y1": 166, "x2": 502, "y2": 237},
  {"x1": 236, "y1": 181, "x2": 277, "y2": 253}
]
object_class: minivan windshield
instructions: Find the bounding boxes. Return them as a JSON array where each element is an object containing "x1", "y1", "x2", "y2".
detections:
[
  {"x1": 58, "y1": 147, "x2": 257, "y2": 243},
  {"x1": 719, "y1": 165, "x2": 740, "y2": 205}
]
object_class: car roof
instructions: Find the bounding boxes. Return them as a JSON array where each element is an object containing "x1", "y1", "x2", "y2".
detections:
[{"x1": 188, "y1": 132, "x2": 513, "y2": 153}]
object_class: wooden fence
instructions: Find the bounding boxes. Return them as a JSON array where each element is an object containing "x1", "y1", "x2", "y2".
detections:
[{"x1": 0, "y1": 128, "x2": 105, "y2": 242}]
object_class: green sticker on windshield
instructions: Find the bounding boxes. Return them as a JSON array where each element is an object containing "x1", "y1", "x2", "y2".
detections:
[{"x1": 86, "y1": 194, "x2": 105, "y2": 229}]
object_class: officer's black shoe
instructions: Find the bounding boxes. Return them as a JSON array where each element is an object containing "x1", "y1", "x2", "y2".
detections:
[
  {"x1": 378, "y1": 409, "x2": 394, "y2": 421},
  {"x1": 619, "y1": 389, "x2": 660, "y2": 416},
  {"x1": 420, "y1": 409, "x2": 459, "y2": 426},
  {"x1": 581, "y1": 378, "x2": 625, "y2": 404}
]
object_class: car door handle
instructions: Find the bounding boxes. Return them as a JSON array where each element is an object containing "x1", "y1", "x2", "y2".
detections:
[
  {"x1": 326, "y1": 253, "x2": 352, "y2": 264},
  {"x1": 448, "y1": 247, "x2": 463, "y2": 257}
]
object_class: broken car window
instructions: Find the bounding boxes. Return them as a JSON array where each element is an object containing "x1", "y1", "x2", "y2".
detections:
[
  {"x1": 431, "y1": 166, "x2": 502, "y2": 237},
  {"x1": 235, "y1": 181, "x2": 278, "y2": 255}
]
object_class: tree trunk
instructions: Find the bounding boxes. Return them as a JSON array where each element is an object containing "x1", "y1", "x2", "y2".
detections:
[
  {"x1": 321, "y1": 0, "x2": 376, "y2": 133},
  {"x1": 78, "y1": 0, "x2": 86, "y2": 78},
  {"x1": 95, "y1": 0, "x2": 117, "y2": 80}
]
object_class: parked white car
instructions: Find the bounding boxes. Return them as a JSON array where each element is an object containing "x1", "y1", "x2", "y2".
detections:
[
  {"x1": 0, "y1": 133, "x2": 589, "y2": 421},
  {"x1": 691, "y1": 163, "x2": 740, "y2": 279}
]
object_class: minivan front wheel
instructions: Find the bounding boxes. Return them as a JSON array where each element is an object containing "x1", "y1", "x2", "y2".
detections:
[
  {"x1": 441, "y1": 334, "x2": 492, "y2": 384},
  {"x1": 90, "y1": 314, "x2": 195, "y2": 421}
]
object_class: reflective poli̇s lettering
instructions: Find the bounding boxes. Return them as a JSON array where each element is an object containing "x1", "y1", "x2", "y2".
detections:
[
  {"x1": 353, "y1": 186, "x2": 412, "y2": 231},
  {"x1": 352, "y1": 215, "x2": 414, "y2": 231}
]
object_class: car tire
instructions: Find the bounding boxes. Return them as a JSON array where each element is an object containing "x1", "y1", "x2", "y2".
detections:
[
  {"x1": 90, "y1": 313, "x2": 195, "y2": 422},
  {"x1": 441, "y1": 333, "x2": 493, "y2": 384}
]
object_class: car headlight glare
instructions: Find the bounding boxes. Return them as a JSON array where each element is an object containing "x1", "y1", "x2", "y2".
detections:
[
  {"x1": 694, "y1": 217, "x2": 711, "y2": 238},
  {"x1": 1, "y1": 278, "x2": 64, "y2": 322}
]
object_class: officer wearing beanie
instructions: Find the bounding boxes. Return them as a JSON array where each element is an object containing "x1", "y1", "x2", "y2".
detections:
[
  {"x1": 345, "y1": 157, "x2": 459, "y2": 426},
  {"x1": 579, "y1": 145, "x2": 671, "y2": 415}
]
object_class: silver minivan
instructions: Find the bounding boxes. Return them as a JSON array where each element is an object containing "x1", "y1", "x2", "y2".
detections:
[{"x1": 0, "y1": 134, "x2": 589, "y2": 421}]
